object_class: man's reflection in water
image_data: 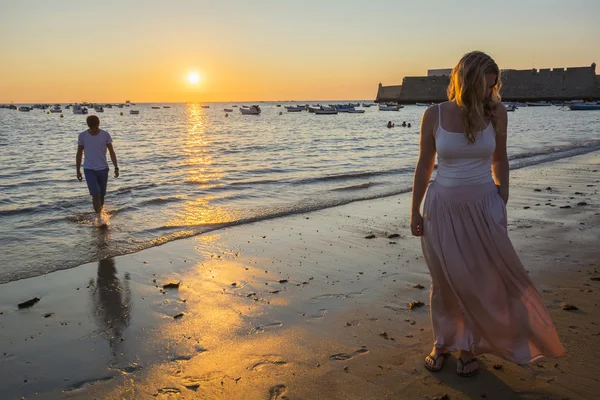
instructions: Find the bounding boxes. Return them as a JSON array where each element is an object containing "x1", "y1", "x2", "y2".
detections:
[{"x1": 89, "y1": 227, "x2": 132, "y2": 368}]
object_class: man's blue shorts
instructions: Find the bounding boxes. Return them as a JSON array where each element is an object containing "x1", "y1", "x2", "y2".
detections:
[{"x1": 84, "y1": 168, "x2": 109, "y2": 196}]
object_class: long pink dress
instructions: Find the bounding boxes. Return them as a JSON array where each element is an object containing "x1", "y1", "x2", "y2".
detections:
[{"x1": 420, "y1": 105, "x2": 566, "y2": 364}]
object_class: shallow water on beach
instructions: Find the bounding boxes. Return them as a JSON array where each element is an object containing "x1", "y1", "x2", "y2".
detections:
[{"x1": 1, "y1": 102, "x2": 599, "y2": 282}]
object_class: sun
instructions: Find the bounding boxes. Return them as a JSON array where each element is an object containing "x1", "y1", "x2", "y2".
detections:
[{"x1": 188, "y1": 72, "x2": 200, "y2": 85}]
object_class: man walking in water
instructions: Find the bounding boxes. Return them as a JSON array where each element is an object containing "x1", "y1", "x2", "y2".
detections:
[{"x1": 76, "y1": 115, "x2": 119, "y2": 213}]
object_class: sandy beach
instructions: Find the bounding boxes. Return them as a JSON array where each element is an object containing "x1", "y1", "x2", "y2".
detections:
[{"x1": 1, "y1": 151, "x2": 599, "y2": 400}]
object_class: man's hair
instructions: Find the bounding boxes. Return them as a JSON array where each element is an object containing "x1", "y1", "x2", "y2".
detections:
[{"x1": 86, "y1": 115, "x2": 100, "y2": 128}]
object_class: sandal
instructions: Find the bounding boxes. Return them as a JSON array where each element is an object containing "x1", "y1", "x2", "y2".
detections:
[
  {"x1": 457, "y1": 358, "x2": 479, "y2": 377},
  {"x1": 424, "y1": 353, "x2": 448, "y2": 372}
]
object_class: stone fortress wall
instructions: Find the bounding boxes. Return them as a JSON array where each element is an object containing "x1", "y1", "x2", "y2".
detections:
[{"x1": 376, "y1": 64, "x2": 600, "y2": 103}]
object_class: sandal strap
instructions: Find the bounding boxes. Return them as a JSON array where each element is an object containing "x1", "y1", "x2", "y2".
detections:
[{"x1": 458, "y1": 358, "x2": 478, "y2": 367}]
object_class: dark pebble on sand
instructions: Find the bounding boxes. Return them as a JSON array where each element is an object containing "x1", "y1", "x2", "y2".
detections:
[
  {"x1": 562, "y1": 304, "x2": 578, "y2": 311},
  {"x1": 413, "y1": 284, "x2": 425, "y2": 289},
  {"x1": 534, "y1": 189, "x2": 542, "y2": 192},
  {"x1": 43, "y1": 313, "x2": 53, "y2": 318},
  {"x1": 577, "y1": 202, "x2": 588, "y2": 206},
  {"x1": 380, "y1": 332, "x2": 389, "y2": 339},
  {"x1": 173, "y1": 313, "x2": 185, "y2": 319},
  {"x1": 408, "y1": 301, "x2": 425, "y2": 309},
  {"x1": 433, "y1": 394, "x2": 450, "y2": 400},
  {"x1": 18, "y1": 297, "x2": 40, "y2": 309},
  {"x1": 279, "y1": 279, "x2": 288, "y2": 283},
  {"x1": 524, "y1": 206, "x2": 530, "y2": 209},
  {"x1": 163, "y1": 282, "x2": 180, "y2": 289},
  {"x1": 364, "y1": 234, "x2": 376, "y2": 239},
  {"x1": 493, "y1": 364, "x2": 503, "y2": 370},
  {"x1": 590, "y1": 277, "x2": 600, "y2": 281},
  {"x1": 546, "y1": 187, "x2": 552, "y2": 190},
  {"x1": 387, "y1": 233, "x2": 400, "y2": 239},
  {"x1": 560, "y1": 205, "x2": 571, "y2": 209}
]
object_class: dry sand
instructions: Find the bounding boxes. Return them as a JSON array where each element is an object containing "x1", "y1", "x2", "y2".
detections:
[{"x1": 1, "y1": 152, "x2": 599, "y2": 400}]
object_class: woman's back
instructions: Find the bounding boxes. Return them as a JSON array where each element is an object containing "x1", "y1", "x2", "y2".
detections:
[{"x1": 434, "y1": 102, "x2": 496, "y2": 187}]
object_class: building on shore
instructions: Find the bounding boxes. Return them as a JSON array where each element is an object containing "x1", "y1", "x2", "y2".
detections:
[{"x1": 376, "y1": 63, "x2": 600, "y2": 103}]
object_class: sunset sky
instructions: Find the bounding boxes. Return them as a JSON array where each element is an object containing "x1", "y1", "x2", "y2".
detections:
[{"x1": 1, "y1": 0, "x2": 598, "y2": 103}]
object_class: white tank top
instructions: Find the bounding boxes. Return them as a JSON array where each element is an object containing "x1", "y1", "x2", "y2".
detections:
[{"x1": 434, "y1": 104, "x2": 496, "y2": 187}]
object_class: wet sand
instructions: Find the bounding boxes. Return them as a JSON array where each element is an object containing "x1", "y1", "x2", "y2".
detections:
[{"x1": 1, "y1": 152, "x2": 599, "y2": 400}]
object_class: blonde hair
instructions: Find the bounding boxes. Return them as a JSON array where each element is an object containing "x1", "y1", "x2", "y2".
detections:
[{"x1": 447, "y1": 51, "x2": 502, "y2": 143}]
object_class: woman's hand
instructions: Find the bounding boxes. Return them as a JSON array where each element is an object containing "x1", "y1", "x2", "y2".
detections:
[{"x1": 410, "y1": 211, "x2": 424, "y2": 236}]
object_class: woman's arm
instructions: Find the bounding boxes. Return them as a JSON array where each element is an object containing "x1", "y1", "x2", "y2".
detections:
[
  {"x1": 410, "y1": 106, "x2": 437, "y2": 236},
  {"x1": 492, "y1": 105, "x2": 509, "y2": 204}
]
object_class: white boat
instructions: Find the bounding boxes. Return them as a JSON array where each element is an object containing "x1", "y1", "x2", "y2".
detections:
[
  {"x1": 314, "y1": 109, "x2": 338, "y2": 115},
  {"x1": 19, "y1": 106, "x2": 32, "y2": 112},
  {"x1": 130, "y1": 110, "x2": 140, "y2": 115},
  {"x1": 50, "y1": 105, "x2": 62, "y2": 113},
  {"x1": 72, "y1": 104, "x2": 88, "y2": 114},
  {"x1": 416, "y1": 102, "x2": 431, "y2": 106},
  {"x1": 224, "y1": 108, "x2": 233, "y2": 112},
  {"x1": 240, "y1": 105, "x2": 261, "y2": 115},
  {"x1": 347, "y1": 109, "x2": 365, "y2": 114},
  {"x1": 94, "y1": 106, "x2": 104, "y2": 112},
  {"x1": 379, "y1": 104, "x2": 400, "y2": 111},
  {"x1": 287, "y1": 107, "x2": 303, "y2": 112}
]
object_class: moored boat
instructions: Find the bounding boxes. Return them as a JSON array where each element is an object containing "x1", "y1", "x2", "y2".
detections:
[
  {"x1": 72, "y1": 104, "x2": 88, "y2": 114},
  {"x1": 569, "y1": 103, "x2": 600, "y2": 111},
  {"x1": 240, "y1": 105, "x2": 261, "y2": 115},
  {"x1": 379, "y1": 104, "x2": 400, "y2": 111}
]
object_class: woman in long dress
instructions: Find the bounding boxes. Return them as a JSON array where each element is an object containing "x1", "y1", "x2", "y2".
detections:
[{"x1": 410, "y1": 51, "x2": 566, "y2": 377}]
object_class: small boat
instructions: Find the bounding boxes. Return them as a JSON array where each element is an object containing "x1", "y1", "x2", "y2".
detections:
[
  {"x1": 505, "y1": 104, "x2": 516, "y2": 112},
  {"x1": 526, "y1": 101, "x2": 551, "y2": 107},
  {"x1": 19, "y1": 106, "x2": 32, "y2": 112},
  {"x1": 50, "y1": 105, "x2": 62, "y2": 113},
  {"x1": 105, "y1": 104, "x2": 113, "y2": 108},
  {"x1": 379, "y1": 104, "x2": 400, "y2": 111},
  {"x1": 163, "y1": 106, "x2": 170, "y2": 108},
  {"x1": 416, "y1": 102, "x2": 431, "y2": 106},
  {"x1": 201, "y1": 105, "x2": 210, "y2": 109},
  {"x1": 94, "y1": 106, "x2": 104, "y2": 112},
  {"x1": 286, "y1": 107, "x2": 303, "y2": 112},
  {"x1": 347, "y1": 109, "x2": 365, "y2": 113},
  {"x1": 232, "y1": 105, "x2": 238, "y2": 107},
  {"x1": 130, "y1": 110, "x2": 140, "y2": 115},
  {"x1": 240, "y1": 105, "x2": 261, "y2": 115},
  {"x1": 72, "y1": 104, "x2": 88, "y2": 114},
  {"x1": 362, "y1": 103, "x2": 373, "y2": 107},
  {"x1": 276, "y1": 105, "x2": 281, "y2": 107},
  {"x1": 65, "y1": 104, "x2": 71, "y2": 109},
  {"x1": 224, "y1": 108, "x2": 233, "y2": 112},
  {"x1": 151, "y1": 106, "x2": 160, "y2": 109},
  {"x1": 314, "y1": 109, "x2": 338, "y2": 115},
  {"x1": 569, "y1": 104, "x2": 600, "y2": 111}
]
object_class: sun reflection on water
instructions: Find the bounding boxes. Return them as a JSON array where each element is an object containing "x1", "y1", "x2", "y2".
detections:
[{"x1": 166, "y1": 104, "x2": 239, "y2": 227}]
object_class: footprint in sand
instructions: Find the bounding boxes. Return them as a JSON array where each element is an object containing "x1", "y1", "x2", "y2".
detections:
[
  {"x1": 329, "y1": 347, "x2": 369, "y2": 361},
  {"x1": 156, "y1": 387, "x2": 181, "y2": 398},
  {"x1": 268, "y1": 384, "x2": 289, "y2": 400},
  {"x1": 249, "y1": 322, "x2": 282, "y2": 334},
  {"x1": 249, "y1": 355, "x2": 288, "y2": 371}
]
